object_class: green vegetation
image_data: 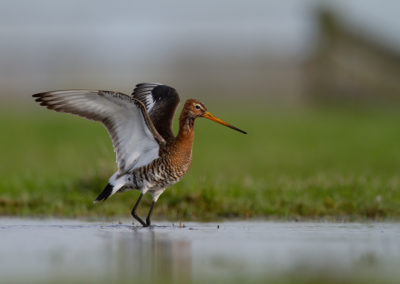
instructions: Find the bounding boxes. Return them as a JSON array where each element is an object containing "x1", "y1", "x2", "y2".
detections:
[{"x1": 1, "y1": 105, "x2": 400, "y2": 220}]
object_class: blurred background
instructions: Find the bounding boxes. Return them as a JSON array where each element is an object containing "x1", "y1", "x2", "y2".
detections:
[
  {"x1": 1, "y1": 0, "x2": 400, "y2": 220},
  {"x1": 2, "y1": 0, "x2": 400, "y2": 105}
]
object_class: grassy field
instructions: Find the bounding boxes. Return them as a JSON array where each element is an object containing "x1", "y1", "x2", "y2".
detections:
[{"x1": 1, "y1": 103, "x2": 400, "y2": 221}]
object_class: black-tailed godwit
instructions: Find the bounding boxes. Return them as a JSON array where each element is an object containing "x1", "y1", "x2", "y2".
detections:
[{"x1": 33, "y1": 83, "x2": 246, "y2": 226}]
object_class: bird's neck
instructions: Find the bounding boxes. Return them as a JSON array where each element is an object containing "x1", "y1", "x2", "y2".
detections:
[
  {"x1": 177, "y1": 110, "x2": 195, "y2": 141},
  {"x1": 173, "y1": 110, "x2": 194, "y2": 156},
  {"x1": 168, "y1": 111, "x2": 195, "y2": 171}
]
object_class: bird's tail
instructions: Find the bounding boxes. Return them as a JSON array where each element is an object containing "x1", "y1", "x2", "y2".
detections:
[
  {"x1": 93, "y1": 183, "x2": 114, "y2": 203},
  {"x1": 93, "y1": 172, "x2": 129, "y2": 203}
]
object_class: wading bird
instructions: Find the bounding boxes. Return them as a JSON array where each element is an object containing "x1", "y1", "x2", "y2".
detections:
[{"x1": 33, "y1": 83, "x2": 246, "y2": 226}]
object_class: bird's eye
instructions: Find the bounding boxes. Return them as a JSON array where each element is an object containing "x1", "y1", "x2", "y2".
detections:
[{"x1": 195, "y1": 105, "x2": 201, "y2": 110}]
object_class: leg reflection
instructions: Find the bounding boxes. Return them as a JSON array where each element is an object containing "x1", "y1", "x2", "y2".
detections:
[{"x1": 107, "y1": 227, "x2": 192, "y2": 282}]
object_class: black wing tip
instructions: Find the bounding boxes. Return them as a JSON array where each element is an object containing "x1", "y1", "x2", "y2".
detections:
[
  {"x1": 134, "y1": 82, "x2": 176, "y2": 92},
  {"x1": 33, "y1": 92, "x2": 47, "y2": 99},
  {"x1": 132, "y1": 83, "x2": 180, "y2": 109},
  {"x1": 152, "y1": 85, "x2": 179, "y2": 104},
  {"x1": 136, "y1": 82, "x2": 162, "y2": 87},
  {"x1": 33, "y1": 93, "x2": 44, "y2": 104},
  {"x1": 33, "y1": 91, "x2": 55, "y2": 102},
  {"x1": 133, "y1": 82, "x2": 158, "y2": 91},
  {"x1": 153, "y1": 84, "x2": 175, "y2": 92},
  {"x1": 32, "y1": 92, "x2": 51, "y2": 105}
]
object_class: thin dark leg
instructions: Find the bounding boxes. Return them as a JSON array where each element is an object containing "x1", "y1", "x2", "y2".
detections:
[
  {"x1": 131, "y1": 193, "x2": 146, "y2": 226},
  {"x1": 145, "y1": 201, "x2": 156, "y2": 227}
]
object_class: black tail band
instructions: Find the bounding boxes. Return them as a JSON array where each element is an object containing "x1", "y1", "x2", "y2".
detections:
[{"x1": 94, "y1": 183, "x2": 114, "y2": 202}]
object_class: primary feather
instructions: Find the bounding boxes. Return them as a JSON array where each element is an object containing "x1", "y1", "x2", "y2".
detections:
[
  {"x1": 132, "y1": 83, "x2": 180, "y2": 141},
  {"x1": 33, "y1": 90, "x2": 164, "y2": 174}
]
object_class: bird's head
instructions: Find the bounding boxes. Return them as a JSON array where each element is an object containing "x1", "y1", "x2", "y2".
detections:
[{"x1": 183, "y1": 99, "x2": 247, "y2": 134}]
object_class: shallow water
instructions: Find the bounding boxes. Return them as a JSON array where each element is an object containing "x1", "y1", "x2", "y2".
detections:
[{"x1": 1, "y1": 219, "x2": 400, "y2": 283}]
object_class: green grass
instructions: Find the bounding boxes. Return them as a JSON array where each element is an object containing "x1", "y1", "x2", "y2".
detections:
[{"x1": 1, "y1": 104, "x2": 400, "y2": 220}]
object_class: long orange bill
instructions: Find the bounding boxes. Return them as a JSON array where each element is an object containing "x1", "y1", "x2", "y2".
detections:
[{"x1": 203, "y1": 112, "x2": 247, "y2": 134}]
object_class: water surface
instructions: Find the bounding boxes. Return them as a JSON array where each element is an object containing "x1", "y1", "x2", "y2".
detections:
[{"x1": 1, "y1": 219, "x2": 400, "y2": 283}]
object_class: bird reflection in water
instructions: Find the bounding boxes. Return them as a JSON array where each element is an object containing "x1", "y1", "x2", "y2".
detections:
[{"x1": 104, "y1": 226, "x2": 192, "y2": 283}]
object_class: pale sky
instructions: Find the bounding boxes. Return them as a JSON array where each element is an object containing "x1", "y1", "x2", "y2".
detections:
[{"x1": 1, "y1": 0, "x2": 399, "y2": 99}]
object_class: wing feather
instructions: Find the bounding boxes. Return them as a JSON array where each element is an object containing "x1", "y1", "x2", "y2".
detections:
[
  {"x1": 132, "y1": 83, "x2": 180, "y2": 141},
  {"x1": 33, "y1": 90, "x2": 165, "y2": 173}
]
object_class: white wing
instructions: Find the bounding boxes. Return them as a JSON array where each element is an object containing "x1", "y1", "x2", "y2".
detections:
[{"x1": 33, "y1": 90, "x2": 165, "y2": 173}]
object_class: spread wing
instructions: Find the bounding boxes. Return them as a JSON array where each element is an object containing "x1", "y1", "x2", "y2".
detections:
[
  {"x1": 33, "y1": 90, "x2": 165, "y2": 174},
  {"x1": 132, "y1": 83, "x2": 180, "y2": 141}
]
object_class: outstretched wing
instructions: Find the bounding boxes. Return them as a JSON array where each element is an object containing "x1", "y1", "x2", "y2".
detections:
[
  {"x1": 132, "y1": 83, "x2": 180, "y2": 141},
  {"x1": 33, "y1": 90, "x2": 165, "y2": 174}
]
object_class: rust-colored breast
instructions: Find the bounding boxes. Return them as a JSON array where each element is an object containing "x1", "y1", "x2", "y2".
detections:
[{"x1": 169, "y1": 128, "x2": 194, "y2": 174}]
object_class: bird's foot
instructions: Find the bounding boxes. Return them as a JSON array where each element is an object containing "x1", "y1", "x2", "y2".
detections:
[{"x1": 131, "y1": 212, "x2": 146, "y2": 227}]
